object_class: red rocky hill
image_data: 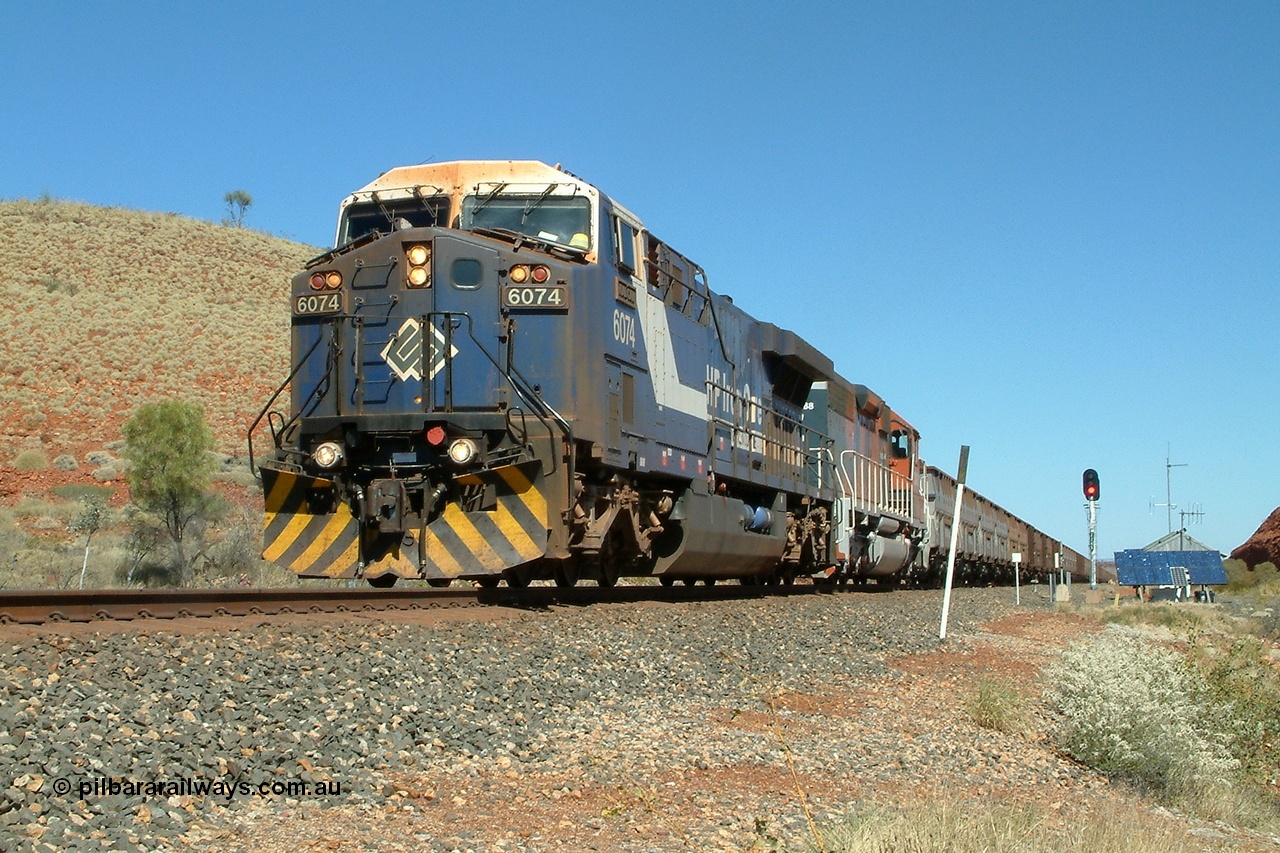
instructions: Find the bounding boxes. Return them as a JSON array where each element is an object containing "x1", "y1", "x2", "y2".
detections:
[{"x1": 1230, "y1": 507, "x2": 1280, "y2": 567}]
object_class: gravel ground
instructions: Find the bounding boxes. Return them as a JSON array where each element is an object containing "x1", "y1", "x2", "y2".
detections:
[{"x1": 0, "y1": 587, "x2": 1257, "y2": 852}]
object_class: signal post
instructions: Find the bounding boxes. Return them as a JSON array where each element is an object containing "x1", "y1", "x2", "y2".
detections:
[{"x1": 1083, "y1": 468, "x2": 1100, "y2": 588}]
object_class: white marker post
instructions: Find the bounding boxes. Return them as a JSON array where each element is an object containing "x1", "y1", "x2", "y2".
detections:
[
  {"x1": 939, "y1": 446, "x2": 970, "y2": 641},
  {"x1": 1012, "y1": 551, "x2": 1022, "y2": 605}
]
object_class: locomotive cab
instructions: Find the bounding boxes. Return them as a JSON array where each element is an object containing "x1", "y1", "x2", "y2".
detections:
[{"x1": 255, "y1": 162, "x2": 605, "y2": 586}]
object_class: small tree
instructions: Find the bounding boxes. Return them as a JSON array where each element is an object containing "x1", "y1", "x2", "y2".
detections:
[
  {"x1": 223, "y1": 189, "x2": 253, "y2": 228},
  {"x1": 68, "y1": 498, "x2": 108, "y2": 589},
  {"x1": 122, "y1": 400, "x2": 218, "y2": 585}
]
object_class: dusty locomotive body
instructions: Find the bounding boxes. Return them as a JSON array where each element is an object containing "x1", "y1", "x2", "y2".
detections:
[{"x1": 254, "y1": 160, "x2": 1078, "y2": 587}]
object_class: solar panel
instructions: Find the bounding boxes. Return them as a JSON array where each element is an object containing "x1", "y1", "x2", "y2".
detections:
[{"x1": 1114, "y1": 549, "x2": 1227, "y2": 586}]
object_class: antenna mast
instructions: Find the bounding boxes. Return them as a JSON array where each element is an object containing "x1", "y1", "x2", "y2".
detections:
[
  {"x1": 1177, "y1": 504, "x2": 1205, "y2": 550},
  {"x1": 1158, "y1": 445, "x2": 1188, "y2": 534}
]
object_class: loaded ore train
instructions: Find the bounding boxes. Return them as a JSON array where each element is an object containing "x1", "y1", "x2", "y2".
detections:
[{"x1": 251, "y1": 160, "x2": 1086, "y2": 588}]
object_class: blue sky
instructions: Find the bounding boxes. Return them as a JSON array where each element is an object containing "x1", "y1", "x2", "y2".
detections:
[{"x1": 3, "y1": 1, "x2": 1277, "y2": 560}]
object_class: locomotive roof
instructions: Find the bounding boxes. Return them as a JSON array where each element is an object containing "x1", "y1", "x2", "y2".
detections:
[{"x1": 346, "y1": 160, "x2": 604, "y2": 205}]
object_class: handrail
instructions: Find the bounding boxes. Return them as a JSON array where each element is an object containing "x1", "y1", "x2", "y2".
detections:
[
  {"x1": 705, "y1": 378, "x2": 829, "y2": 488},
  {"x1": 839, "y1": 448, "x2": 914, "y2": 520},
  {"x1": 247, "y1": 333, "x2": 326, "y2": 480}
]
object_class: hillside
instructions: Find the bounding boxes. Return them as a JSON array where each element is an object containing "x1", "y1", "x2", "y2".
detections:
[
  {"x1": 0, "y1": 198, "x2": 318, "y2": 503},
  {"x1": 1233, "y1": 507, "x2": 1280, "y2": 568}
]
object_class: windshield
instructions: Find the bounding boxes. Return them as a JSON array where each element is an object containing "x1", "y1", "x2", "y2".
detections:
[
  {"x1": 339, "y1": 196, "x2": 450, "y2": 246},
  {"x1": 461, "y1": 193, "x2": 592, "y2": 250}
]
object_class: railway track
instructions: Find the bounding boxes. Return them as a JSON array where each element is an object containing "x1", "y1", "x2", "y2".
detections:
[{"x1": 0, "y1": 582, "x2": 846, "y2": 626}]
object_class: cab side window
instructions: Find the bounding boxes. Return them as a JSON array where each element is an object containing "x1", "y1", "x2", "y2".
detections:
[{"x1": 614, "y1": 218, "x2": 638, "y2": 275}]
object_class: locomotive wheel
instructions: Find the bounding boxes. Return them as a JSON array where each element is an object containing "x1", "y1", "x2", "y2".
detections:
[
  {"x1": 367, "y1": 574, "x2": 398, "y2": 588},
  {"x1": 554, "y1": 563, "x2": 579, "y2": 588},
  {"x1": 596, "y1": 562, "x2": 619, "y2": 587},
  {"x1": 505, "y1": 568, "x2": 532, "y2": 588},
  {"x1": 658, "y1": 575, "x2": 675, "y2": 587},
  {"x1": 476, "y1": 577, "x2": 501, "y2": 589},
  {"x1": 704, "y1": 578, "x2": 717, "y2": 587},
  {"x1": 595, "y1": 531, "x2": 620, "y2": 587},
  {"x1": 682, "y1": 578, "x2": 697, "y2": 587},
  {"x1": 426, "y1": 578, "x2": 453, "y2": 588}
]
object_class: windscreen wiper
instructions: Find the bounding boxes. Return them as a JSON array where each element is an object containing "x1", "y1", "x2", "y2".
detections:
[
  {"x1": 469, "y1": 182, "x2": 509, "y2": 218},
  {"x1": 520, "y1": 184, "x2": 559, "y2": 222}
]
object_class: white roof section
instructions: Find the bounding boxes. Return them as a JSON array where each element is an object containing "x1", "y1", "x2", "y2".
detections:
[{"x1": 345, "y1": 160, "x2": 603, "y2": 206}]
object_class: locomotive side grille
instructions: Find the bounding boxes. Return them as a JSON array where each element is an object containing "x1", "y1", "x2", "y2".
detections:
[{"x1": 421, "y1": 461, "x2": 549, "y2": 577}]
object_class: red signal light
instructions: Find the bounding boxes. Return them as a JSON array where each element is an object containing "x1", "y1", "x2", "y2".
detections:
[{"x1": 1082, "y1": 468, "x2": 1100, "y2": 501}]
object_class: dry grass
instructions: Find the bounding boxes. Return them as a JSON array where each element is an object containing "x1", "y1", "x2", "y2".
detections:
[{"x1": 809, "y1": 801, "x2": 1249, "y2": 852}]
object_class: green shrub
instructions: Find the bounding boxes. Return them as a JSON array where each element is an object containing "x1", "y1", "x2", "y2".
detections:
[
  {"x1": 51, "y1": 484, "x2": 113, "y2": 502},
  {"x1": 1255, "y1": 562, "x2": 1280, "y2": 589},
  {"x1": 1224, "y1": 558, "x2": 1256, "y2": 591},
  {"x1": 12, "y1": 497, "x2": 69, "y2": 520},
  {"x1": 92, "y1": 466, "x2": 120, "y2": 482},
  {"x1": 13, "y1": 450, "x2": 49, "y2": 472},
  {"x1": 0, "y1": 512, "x2": 28, "y2": 587},
  {"x1": 1190, "y1": 633, "x2": 1280, "y2": 797},
  {"x1": 201, "y1": 511, "x2": 262, "y2": 583},
  {"x1": 1044, "y1": 625, "x2": 1238, "y2": 799},
  {"x1": 39, "y1": 276, "x2": 79, "y2": 296}
]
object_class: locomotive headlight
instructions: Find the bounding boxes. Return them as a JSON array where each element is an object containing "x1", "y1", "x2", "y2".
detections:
[
  {"x1": 312, "y1": 441, "x2": 346, "y2": 470},
  {"x1": 309, "y1": 272, "x2": 327, "y2": 290},
  {"x1": 404, "y1": 244, "x2": 432, "y2": 288},
  {"x1": 531, "y1": 265, "x2": 550, "y2": 283},
  {"x1": 446, "y1": 438, "x2": 479, "y2": 466},
  {"x1": 508, "y1": 264, "x2": 529, "y2": 284}
]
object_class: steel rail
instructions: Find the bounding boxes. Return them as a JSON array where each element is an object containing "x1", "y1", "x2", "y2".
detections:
[{"x1": 0, "y1": 583, "x2": 843, "y2": 626}]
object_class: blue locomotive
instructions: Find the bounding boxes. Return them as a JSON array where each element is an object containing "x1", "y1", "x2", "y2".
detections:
[{"x1": 253, "y1": 160, "x2": 1074, "y2": 587}]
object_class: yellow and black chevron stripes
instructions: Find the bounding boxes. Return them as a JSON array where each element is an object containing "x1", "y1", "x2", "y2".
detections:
[
  {"x1": 422, "y1": 460, "x2": 549, "y2": 577},
  {"x1": 260, "y1": 466, "x2": 360, "y2": 578}
]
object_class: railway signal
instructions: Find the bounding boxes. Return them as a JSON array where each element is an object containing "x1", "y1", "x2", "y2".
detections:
[
  {"x1": 1082, "y1": 468, "x2": 1099, "y2": 588},
  {"x1": 1082, "y1": 468, "x2": 1100, "y2": 501}
]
